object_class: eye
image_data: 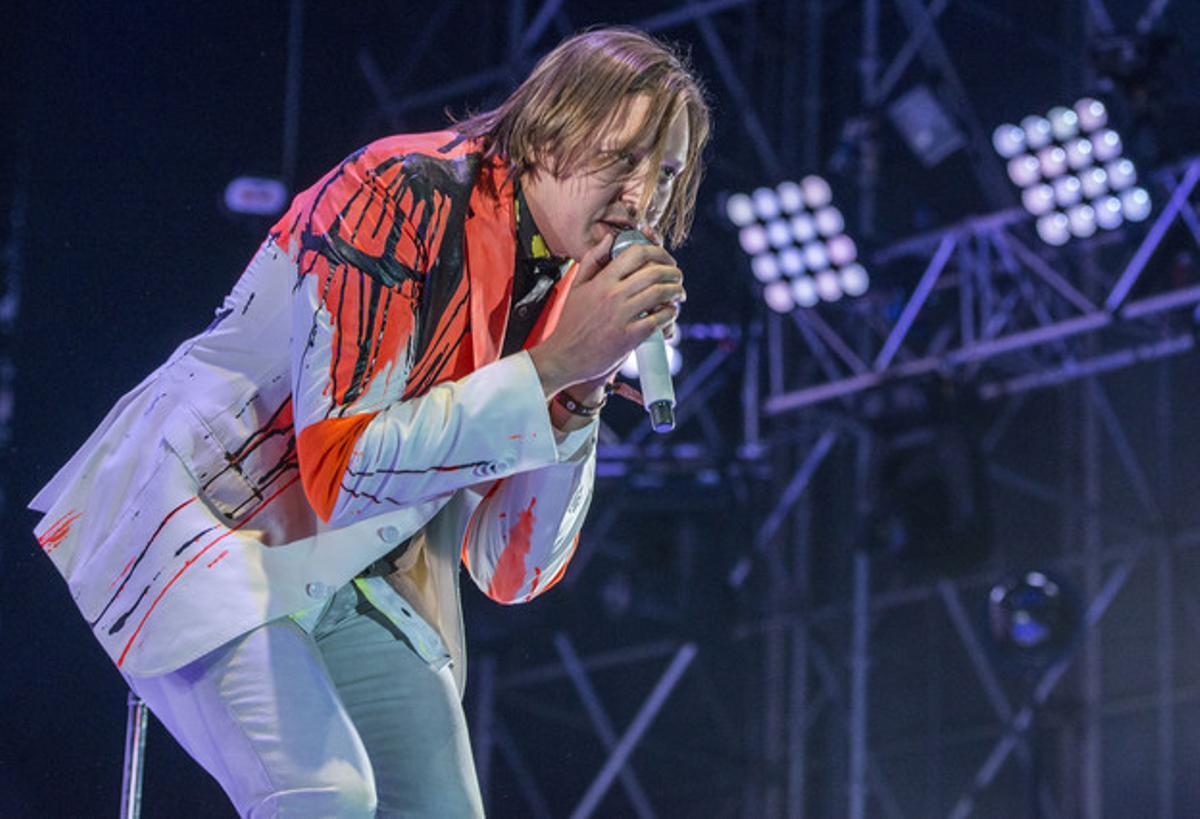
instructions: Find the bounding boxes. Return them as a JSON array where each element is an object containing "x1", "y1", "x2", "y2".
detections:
[{"x1": 658, "y1": 165, "x2": 680, "y2": 186}]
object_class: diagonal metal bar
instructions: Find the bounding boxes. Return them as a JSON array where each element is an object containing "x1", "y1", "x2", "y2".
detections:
[
  {"x1": 947, "y1": 544, "x2": 1148, "y2": 818},
  {"x1": 1136, "y1": 0, "x2": 1171, "y2": 33},
  {"x1": 874, "y1": 0, "x2": 953, "y2": 105},
  {"x1": 554, "y1": 633, "x2": 657, "y2": 819},
  {"x1": 1086, "y1": 0, "x2": 1116, "y2": 33},
  {"x1": 689, "y1": 3, "x2": 784, "y2": 178},
  {"x1": 1106, "y1": 159, "x2": 1200, "y2": 311},
  {"x1": 995, "y1": 231, "x2": 1097, "y2": 314},
  {"x1": 492, "y1": 715, "x2": 554, "y2": 819},
  {"x1": 570, "y1": 643, "x2": 698, "y2": 819},
  {"x1": 875, "y1": 234, "x2": 957, "y2": 370},
  {"x1": 889, "y1": 0, "x2": 1013, "y2": 209},
  {"x1": 519, "y1": 0, "x2": 563, "y2": 51},
  {"x1": 938, "y1": 578, "x2": 1067, "y2": 819},
  {"x1": 635, "y1": 0, "x2": 755, "y2": 34},
  {"x1": 1085, "y1": 379, "x2": 1163, "y2": 523},
  {"x1": 809, "y1": 641, "x2": 907, "y2": 819},
  {"x1": 754, "y1": 428, "x2": 839, "y2": 554},
  {"x1": 794, "y1": 309, "x2": 870, "y2": 375}
]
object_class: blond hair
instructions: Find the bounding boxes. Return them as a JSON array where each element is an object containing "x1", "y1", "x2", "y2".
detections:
[{"x1": 455, "y1": 27, "x2": 711, "y2": 247}]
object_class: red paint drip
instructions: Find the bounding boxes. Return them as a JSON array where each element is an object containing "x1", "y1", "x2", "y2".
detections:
[
  {"x1": 524, "y1": 566, "x2": 543, "y2": 603},
  {"x1": 206, "y1": 550, "x2": 230, "y2": 569},
  {"x1": 487, "y1": 497, "x2": 537, "y2": 603},
  {"x1": 38, "y1": 511, "x2": 82, "y2": 553},
  {"x1": 117, "y1": 475, "x2": 301, "y2": 668}
]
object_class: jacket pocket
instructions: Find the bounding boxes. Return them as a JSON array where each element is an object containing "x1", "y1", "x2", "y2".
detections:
[{"x1": 162, "y1": 382, "x2": 298, "y2": 523}]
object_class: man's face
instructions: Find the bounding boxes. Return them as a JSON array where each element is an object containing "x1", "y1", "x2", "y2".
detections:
[{"x1": 523, "y1": 94, "x2": 691, "y2": 261}]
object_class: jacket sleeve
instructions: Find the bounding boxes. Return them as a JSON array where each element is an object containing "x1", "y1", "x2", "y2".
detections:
[
  {"x1": 461, "y1": 424, "x2": 596, "y2": 604},
  {"x1": 283, "y1": 139, "x2": 596, "y2": 541}
]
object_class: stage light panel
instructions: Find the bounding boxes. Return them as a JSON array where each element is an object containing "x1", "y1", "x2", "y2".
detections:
[
  {"x1": 994, "y1": 98, "x2": 1149, "y2": 244},
  {"x1": 726, "y1": 175, "x2": 869, "y2": 311}
]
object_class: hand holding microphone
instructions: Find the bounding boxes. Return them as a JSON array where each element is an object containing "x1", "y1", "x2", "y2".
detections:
[
  {"x1": 528, "y1": 229, "x2": 684, "y2": 433},
  {"x1": 611, "y1": 229, "x2": 676, "y2": 433}
]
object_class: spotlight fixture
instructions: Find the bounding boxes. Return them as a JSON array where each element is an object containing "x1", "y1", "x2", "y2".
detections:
[
  {"x1": 724, "y1": 177, "x2": 868, "y2": 313},
  {"x1": 986, "y1": 570, "x2": 1082, "y2": 674},
  {"x1": 992, "y1": 98, "x2": 1150, "y2": 245}
]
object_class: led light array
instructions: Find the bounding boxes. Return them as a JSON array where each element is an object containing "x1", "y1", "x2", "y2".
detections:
[
  {"x1": 725, "y1": 176, "x2": 869, "y2": 313},
  {"x1": 992, "y1": 98, "x2": 1151, "y2": 246}
]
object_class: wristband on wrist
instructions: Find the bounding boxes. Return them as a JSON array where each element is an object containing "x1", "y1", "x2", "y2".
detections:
[{"x1": 553, "y1": 383, "x2": 612, "y2": 418}]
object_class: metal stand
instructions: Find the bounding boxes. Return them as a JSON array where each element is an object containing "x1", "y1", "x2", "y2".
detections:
[{"x1": 120, "y1": 692, "x2": 149, "y2": 819}]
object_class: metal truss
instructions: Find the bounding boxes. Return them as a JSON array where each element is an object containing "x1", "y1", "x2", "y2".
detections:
[
  {"x1": 766, "y1": 156, "x2": 1200, "y2": 417},
  {"x1": 345, "y1": 1, "x2": 1197, "y2": 816}
]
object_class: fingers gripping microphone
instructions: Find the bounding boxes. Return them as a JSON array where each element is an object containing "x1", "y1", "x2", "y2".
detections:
[{"x1": 611, "y1": 229, "x2": 676, "y2": 433}]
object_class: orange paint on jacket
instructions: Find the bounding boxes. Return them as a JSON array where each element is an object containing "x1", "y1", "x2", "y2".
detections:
[
  {"x1": 297, "y1": 413, "x2": 377, "y2": 521},
  {"x1": 487, "y1": 497, "x2": 537, "y2": 602}
]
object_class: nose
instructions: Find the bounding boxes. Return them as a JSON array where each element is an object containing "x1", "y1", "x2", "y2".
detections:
[{"x1": 619, "y1": 170, "x2": 654, "y2": 225}]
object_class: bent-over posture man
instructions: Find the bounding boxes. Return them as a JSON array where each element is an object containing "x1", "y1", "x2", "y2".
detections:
[{"x1": 31, "y1": 26, "x2": 710, "y2": 817}]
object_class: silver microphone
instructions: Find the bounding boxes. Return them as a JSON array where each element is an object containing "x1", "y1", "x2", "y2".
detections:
[{"x1": 611, "y1": 229, "x2": 676, "y2": 433}]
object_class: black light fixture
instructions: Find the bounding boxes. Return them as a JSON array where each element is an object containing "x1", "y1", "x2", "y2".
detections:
[{"x1": 986, "y1": 570, "x2": 1082, "y2": 675}]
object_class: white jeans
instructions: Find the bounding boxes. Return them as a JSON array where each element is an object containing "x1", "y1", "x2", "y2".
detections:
[{"x1": 126, "y1": 583, "x2": 484, "y2": 818}]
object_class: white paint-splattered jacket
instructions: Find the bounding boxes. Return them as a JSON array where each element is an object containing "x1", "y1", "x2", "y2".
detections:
[{"x1": 30, "y1": 131, "x2": 596, "y2": 689}]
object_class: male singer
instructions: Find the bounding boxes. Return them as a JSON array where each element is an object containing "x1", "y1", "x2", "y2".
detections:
[{"x1": 31, "y1": 26, "x2": 709, "y2": 817}]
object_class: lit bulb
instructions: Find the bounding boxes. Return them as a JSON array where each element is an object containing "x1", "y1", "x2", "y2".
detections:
[
  {"x1": 814, "y1": 207, "x2": 845, "y2": 237},
  {"x1": 725, "y1": 192, "x2": 755, "y2": 227},
  {"x1": 776, "y1": 181, "x2": 803, "y2": 213},
  {"x1": 1007, "y1": 154, "x2": 1041, "y2": 187},
  {"x1": 767, "y1": 219, "x2": 792, "y2": 248},
  {"x1": 992, "y1": 124, "x2": 1026, "y2": 158},
  {"x1": 814, "y1": 270, "x2": 843, "y2": 302},
  {"x1": 790, "y1": 214, "x2": 817, "y2": 243},
  {"x1": 1036, "y1": 212, "x2": 1070, "y2": 246},
  {"x1": 751, "y1": 253, "x2": 781, "y2": 283},
  {"x1": 1095, "y1": 195, "x2": 1123, "y2": 230},
  {"x1": 1105, "y1": 158, "x2": 1136, "y2": 191},
  {"x1": 840, "y1": 264, "x2": 870, "y2": 297},
  {"x1": 827, "y1": 234, "x2": 858, "y2": 266},
  {"x1": 1037, "y1": 145, "x2": 1069, "y2": 179},
  {"x1": 802, "y1": 242, "x2": 829, "y2": 271},
  {"x1": 1048, "y1": 106, "x2": 1080, "y2": 141},
  {"x1": 1066, "y1": 204, "x2": 1097, "y2": 238},
  {"x1": 1074, "y1": 97, "x2": 1108, "y2": 132},
  {"x1": 1064, "y1": 138, "x2": 1094, "y2": 170},
  {"x1": 1022, "y1": 183, "x2": 1056, "y2": 215},
  {"x1": 1120, "y1": 187, "x2": 1151, "y2": 222},
  {"x1": 1092, "y1": 130, "x2": 1122, "y2": 162},
  {"x1": 764, "y1": 281, "x2": 795, "y2": 313},
  {"x1": 739, "y1": 224, "x2": 769, "y2": 255},
  {"x1": 1052, "y1": 175, "x2": 1082, "y2": 207},
  {"x1": 1021, "y1": 115, "x2": 1053, "y2": 150},
  {"x1": 753, "y1": 187, "x2": 781, "y2": 219},
  {"x1": 1079, "y1": 167, "x2": 1109, "y2": 199},
  {"x1": 800, "y1": 175, "x2": 833, "y2": 209},
  {"x1": 779, "y1": 247, "x2": 805, "y2": 276},
  {"x1": 791, "y1": 277, "x2": 819, "y2": 308}
]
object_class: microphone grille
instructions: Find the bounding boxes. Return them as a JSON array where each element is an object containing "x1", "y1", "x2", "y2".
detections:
[{"x1": 611, "y1": 229, "x2": 652, "y2": 259}]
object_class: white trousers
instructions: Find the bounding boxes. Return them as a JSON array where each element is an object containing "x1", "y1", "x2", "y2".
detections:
[{"x1": 126, "y1": 583, "x2": 484, "y2": 818}]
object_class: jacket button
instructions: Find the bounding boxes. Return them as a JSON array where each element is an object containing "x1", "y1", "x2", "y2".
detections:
[
  {"x1": 377, "y1": 525, "x2": 401, "y2": 543},
  {"x1": 305, "y1": 582, "x2": 333, "y2": 599}
]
